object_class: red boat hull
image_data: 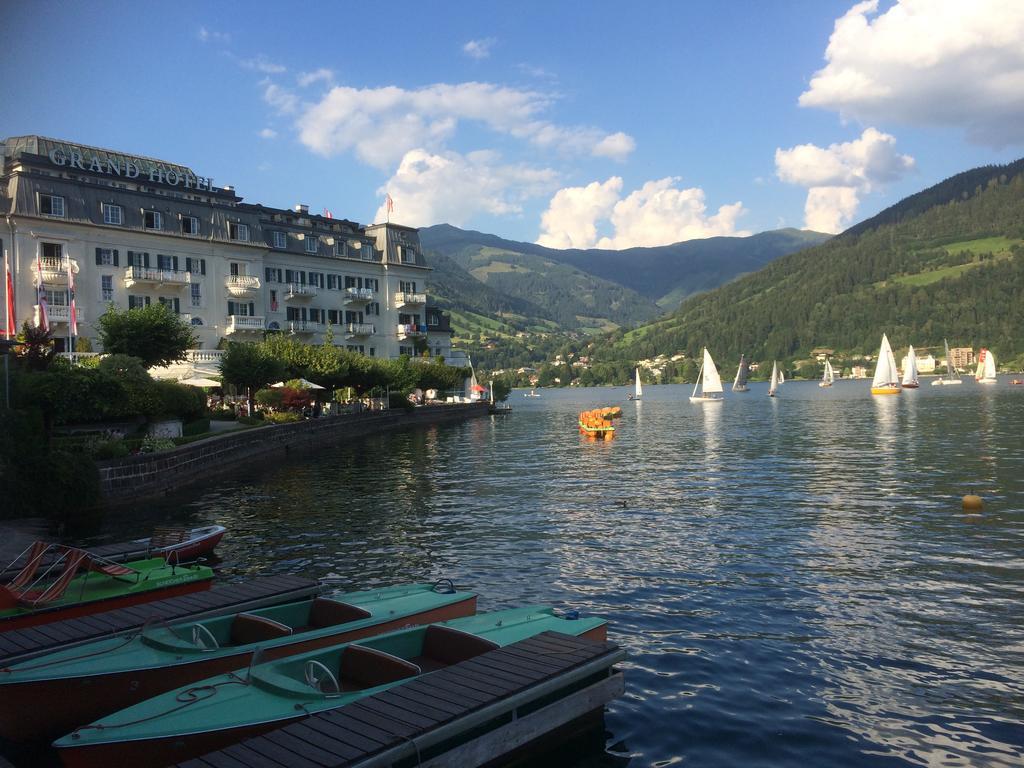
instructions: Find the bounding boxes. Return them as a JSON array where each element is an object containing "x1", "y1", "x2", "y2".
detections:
[
  {"x1": 0, "y1": 578, "x2": 212, "y2": 633},
  {"x1": 3, "y1": 596, "x2": 476, "y2": 742},
  {"x1": 155, "y1": 528, "x2": 225, "y2": 562}
]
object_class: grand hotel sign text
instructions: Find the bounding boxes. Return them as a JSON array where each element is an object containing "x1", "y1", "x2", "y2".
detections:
[{"x1": 47, "y1": 146, "x2": 215, "y2": 191}]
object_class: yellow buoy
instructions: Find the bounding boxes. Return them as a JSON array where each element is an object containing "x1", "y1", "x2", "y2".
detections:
[{"x1": 962, "y1": 494, "x2": 984, "y2": 512}]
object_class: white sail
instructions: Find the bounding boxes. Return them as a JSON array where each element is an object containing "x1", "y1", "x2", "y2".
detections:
[
  {"x1": 768, "y1": 361, "x2": 779, "y2": 396},
  {"x1": 978, "y1": 348, "x2": 997, "y2": 382},
  {"x1": 778, "y1": 368, "x2": 785, "y2": 384},
  {"x1": 872, "y1": 334, "x2": 899, "y2": 388},
  {"x1": 635, "y1": 368, "x2": 643, "y2": 398},
  {"x1": 822, "y1": 359, "x2": 834, "y2": 385},
  {"x1": 732, "y1": 355, "x2": 749, "y2": 390},
  {"x1": 701, "y1": 348, "x2": 724, "y2": 394},
  {"x1": 901, "y1": 345, "x2": 919, "y2": 386}
]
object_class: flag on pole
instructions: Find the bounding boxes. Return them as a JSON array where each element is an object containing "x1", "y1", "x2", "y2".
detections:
[
  {"x1": 385, "y1": 193, "x2": 394, "y2": 214},
  {"x1": 35, "y1": 254, "x2": 50, "y2": 332},
  {"x1": 323, "y1": 208, "x2": 333, "y2": 219},
  {"x1": 67, "y1": 260, "x2": 78, "y2": 337},
  {"x1": 3, "y1": 252, "x2": 14, "y2": 339}
]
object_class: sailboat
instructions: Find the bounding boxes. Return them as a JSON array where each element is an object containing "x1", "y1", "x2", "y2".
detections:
[
  {"x1": 901, "y1": 345, "x2": 920, "y2": 388},
  {"x1": 628, "y1": 367, "x2": 643, "y2": 400},
  {"x1": 871, "y1": 333, "x2": 902, "y2": 395},
  {"x1": 931, "y1": 339, "x2": 963, "y2": 386},
  {"x1": 975, "y1": 348, "x2": 997, "y2": 384},
  {"x1": 732, "y1": 355, "x2": 750, "y2": 392},
  {"x1": 524, "y1": 388, "x2": 540, "y2": 398},
  {"x1": 819, "y1": 358, "x2": 835, "y2": 388},
  {"x1": 768, "y1": 361, "x2": 781, "y2": 397},
  {"x1": 778, "y1": 367, "x2": 785, "y2": 384},
  {"x1": 689, "y1": 348, "x2": 724, "y2": 403}
]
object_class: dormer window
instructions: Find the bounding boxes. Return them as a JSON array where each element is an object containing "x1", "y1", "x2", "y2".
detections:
[
  {"x1": 102, "y1": 203, "x2": 122, "y2": 225},
  {"x1": 181, "y1": 215, "x2": 200, "y2": 236},
  {"x1": 305, "y1": 235, "x2": 318, "y2": 254},
  {"x1": 40, "y1": 194, "x2": 65, "y2": 217},
  {"x1": 273, "y1": 231, "x2": 287, "y2": 249},
  {"x1": 144, "y1": 210, "x2": 162, "y2": 230},
  {"x1": 228, "y1": 221, "x2": 250, "y2": 241},
  {"x1": 361, "y1": 244, "x2": 374, "y2": 260}
]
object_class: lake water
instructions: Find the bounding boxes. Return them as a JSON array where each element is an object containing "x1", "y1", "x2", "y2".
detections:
[{"x1": 96, "y1": 379, "x2": 1024, "y2": 767}]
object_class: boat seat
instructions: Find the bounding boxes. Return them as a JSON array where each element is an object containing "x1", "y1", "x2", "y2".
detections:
[
  {"x1": 410, "y1": 625, "x2": 499, "y2": 673},
  {"x1": 149, "y1": 527, "x2": 189, "y2": 549},
  {"x1": 338, "y1": 645, "x2": 420, "y2": 691},
  {"x1": 90, "y1": 561, "x2": 136, "y2": 578},
  {"x1": 230, "y1": 613, "x2": 293, "y2": 645},
  {"x1": 308, "y1": 598, "x2": 372, "y2": 629}
]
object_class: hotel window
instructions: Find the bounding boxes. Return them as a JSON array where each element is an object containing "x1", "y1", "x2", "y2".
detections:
[
  {"x1": 345, "y1": 310, "x2": 363, "y2": 324},
  {"x1": 334, "y1": 241, "x2": 347, "y2": 258},
  {"x1": 157, "y1": 254, "x2": 176, "y2": 270},
  {"x1": 102, "y1": 203, "x2": 122, "y2": 225},
  {"x1": 128, "y1": 295, "x2": 151, "y2": 309},
  {"x1": 101, "y1": 275, "x2": 114, "y2": 301},
  {"x1": 191, "y1": 283, "x2": 202, "y2": 308},
  {"x1": 305, "y1": 235, "x2": 318, "y2": 254},
  {"x1": 44, "y1": 289, "x2": 67, "y2": 307},
  {"x1": 309, "y1": 308, "x2": 324, "y2": 323},
  {"x1": 40, "y1": 195, "x2": 65, "y2": 217},
  {"x1": 347, "y1": 345, "x2": 365, "y2": 354},
  {"x1": 399, "y1": 346, "x2": 414, "y2": 356},
  {"x1": 42, "y1": 242, "x2": 63, "y2": 260},
  {"x1": 272, "y1": 231, "x2": 287, "y2": 249},
  {"x1": 309, "y1": 272, "x2": 324, "y2": 288},
  {"x1": 401, "y1": 246, "x2": 416, "y2": 263},
  {"x1": 326, "y1": 274, "x2": 337, "y2": 290},
  {"x1": 327, "y1": 309, "x2": 340, "y2": 325},
  {"x1": 229, "y1": 222, "x2": 249, "y2": 242},
  {"x1": 158, "y1": 297, "x2": 181, "y2": 314},
  {"x1": 144, "y1": 210, "x2": 162, "y2": 230},
  {"x1": 368, "y1": 347, "x2": 375, "y2": 357},
  {"x1": 361, "y1": 244, "x2": 374, "y2": 260},
  {"x1": 365, "y1": 278, "x2": 379, "y2": 291},
  {"x1": 367, "y1": 302, "x2": 380, "y2": 316},
  {"x1": 184, "y1": 257, "x2": 207, "y2": 275},
  {"x1": 95, "y1": 247, "x2": 118, "y2": 266},
  {"x1": 181, "y1": 215, "x2": 200, "y2": 236},
  {"x1": 400, "y1": 280, "x2": 417, "y2": 293}
]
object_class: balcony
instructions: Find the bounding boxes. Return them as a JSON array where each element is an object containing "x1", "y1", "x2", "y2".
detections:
[
  {"x1": 185, "y1": 349, "x2": 225, "y2": 364},
  {"x1": 38, "y1": 305, "x2": 83, "y2": 324},
  {"x1": 284, "y1": 283, "x2": 317, "y2": 300},
  {"x1": 397, "y1": 323, "x2": 427, "y2": 339},
  {"x1": 224, "y1": 315, "x2": 265, "y2": 334},
  {"x1": 344, "y1": 287, "x2": 374, "y2": 304},
  {"x1": 394, "y1": 291, "x2": 426, "y2": 308},
  {"x1": 124, "y1": 266, "x2": 191, "y2": 289},
  {"x1": 287, "y1": 320, "x2": 325, "y2": 334},
  {"x1": 32, "y1": 257, "x2": 79, "y2": 283},
  {"x1": 346, "y1": 322, "x2": 375, "y2": 337},
  {"x1": 225, "y1": 275, "x2": 261, "y2": 297}
]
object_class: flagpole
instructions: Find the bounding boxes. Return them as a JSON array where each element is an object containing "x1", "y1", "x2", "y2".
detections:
[
  {"x1": 2, "y1": 248, "x2": 10, "y2": 409},
  {"x1": 66, "y1": 255, "x2": 72, "y2": 356}
]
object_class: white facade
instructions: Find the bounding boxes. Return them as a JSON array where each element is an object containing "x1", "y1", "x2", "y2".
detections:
[{"x1": 1, "y1": 136, "x2": 453, "y2": 361}]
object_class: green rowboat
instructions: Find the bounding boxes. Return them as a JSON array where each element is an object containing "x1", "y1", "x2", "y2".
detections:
[
  {"x1": 54, "y1": 606, "x2": 607, "y2": 768},
  {"x1": 0, "y1": 581, "x2": 476, "y2": 741}
]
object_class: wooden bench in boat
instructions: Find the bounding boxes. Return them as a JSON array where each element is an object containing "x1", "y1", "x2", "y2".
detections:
[
  {"x1": 176, "y1": 631, "x2": 625, "y2": 768},
  {"x1": 0, "y1": 575, "x2": 319, "y2": 665}
]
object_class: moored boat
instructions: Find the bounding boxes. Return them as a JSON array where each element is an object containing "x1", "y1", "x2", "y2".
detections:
[
  {"x1": 871, "y1": 334, "x2": 902, "y2": 395},
  {"x1": 901, "y1": 345, "x2": 920, "y2": 388},
  {"x1": 931, "y1": 339, "x2": 964, "y2": 386},
  {"x1": 690, "y1": 348, "x2": 724, "y2": 403},
  {"x1": 0, "y1": 545, "x2": 214, "y2": 631},
  {"x1": 0, "y1": 582, "x2": 476, "y2": 742},
  {"x1": 819, "y1": 357, "x2": 835, "y2": 388},
  {"x1": 135, "y1": 525, "x2": 226, "y2": 562},
  {"x1": 975, "y1": 348, "x2": 997, "y2": 384},
  {"x1": 53, "y1": 606, "x2": 607, "y2": 768}
]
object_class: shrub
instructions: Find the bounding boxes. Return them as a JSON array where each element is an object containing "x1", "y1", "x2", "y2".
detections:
[
  {"x1": 237, "y1": 415, "x2": 265, "y2": 426},
  {"x1": 254, "y1": 388, "x2": 284, "y2": 409},
  {"x1": 93, "y1": 438, "x2": 130, "y2": 460},
  {"x1": 140, "y1": 436, "x2": 176, "y2": 453},
  {"x1": 264, "y1": 411, "x2": 301, "y2": 424},
  {"x1": 280, "y1": 387, "x2": 313, "y2": 411},
  {"x1": 182, "y1": 418, "x2": 211, "y2": 437},
  {"x1": 210, "y1": 407, "x2": 236, "y2": 421},
  {"x1": 152, "y1": 380, "x2": 206, "y2": 421}
]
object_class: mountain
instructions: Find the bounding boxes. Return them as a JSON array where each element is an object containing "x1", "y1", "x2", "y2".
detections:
[
  {"x1": 421, "y1": 224, "x2": 830, "y2": 309},
  {"x1": 597, "y1": 158, "x2": 1024, "y2": 368}
]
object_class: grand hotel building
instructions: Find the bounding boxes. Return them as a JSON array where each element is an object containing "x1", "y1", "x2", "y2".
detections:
[{"x1": 0, "y1": 135, "x2": 456, "y2": 363}]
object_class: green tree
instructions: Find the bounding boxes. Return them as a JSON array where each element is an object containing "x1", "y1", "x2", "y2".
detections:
[
  {"x1": 96, "y1": 304, "x2": 197, "y2": 367},
  {"x1": 16, "y1": 321, "x2": 55, "y2": 371},
  {"x1": 218, "y1": 342, "x2": 286, "y2": 415}
]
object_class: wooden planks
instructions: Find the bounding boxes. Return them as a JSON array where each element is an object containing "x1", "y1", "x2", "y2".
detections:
[
  {"x1": 177, "y1": 631, "x2": 624, "y2": 768},
  {"x1": 0, "y1": 574, "x2": 319, "y2": 664}
]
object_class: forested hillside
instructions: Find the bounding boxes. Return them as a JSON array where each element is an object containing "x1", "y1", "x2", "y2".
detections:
[{"x1": 598, "y1": 159, "x2": 1024, "y2": 367}]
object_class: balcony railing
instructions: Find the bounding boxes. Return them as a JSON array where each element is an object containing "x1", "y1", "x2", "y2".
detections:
[
  {"x1": 124, "y1": 266, "x2": 190, "y2": 288},
  {"x1": 38, "y1": 305, "x2": 83, "y2": 324},
  {"x1": 395, "y1": 291, "x2": 426, "y2": 307},
  {"x1": 284, "y1": 283, "x2": 318, "y2": 300},
  {"x1": 346, "y1": 322, "x2": 375, "y2": 336},
  {"x1": 287, "y1": 320, "x2": 325, "y2": 334},
  {"x1": 32, "y1": 257, "x2": 79, "y2": 283},
  {"x1": 225, "y1": 275, "x2": 261, "y2": 296},
  {"x1": 344, "y1": 287, "x2": 374, "y2": 304},
  {"x1": 225, "y1": 315, "x2": 265, "y2": 334},
  {"x1": 397, "y1": 323, "x2": 427, "y2": 338},
  {"x1": 185, "y1": 349, "x2": 225, "y2": 363}
]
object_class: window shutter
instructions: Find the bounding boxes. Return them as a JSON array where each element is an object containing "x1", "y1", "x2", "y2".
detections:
[
  {"x1": 228, "y1": 301, "x2": 236, "y2": 315},
  {"x1": 172, "y1": 256, "x2": 179, "y2": 271},
  {"x1": 249, "y1": 302, "x2": 255, "y2": 316},
  {"x1": 200, "y1": 259, "x2": 206, "y2": 275},
  {"x1": 143, "y1": 253, "x2": 150, "y2": 268},
  {"x1": 144, "y1": 296, "x2": 151, "y2": 307},
  {"x1": 185, "y1": 257, "x2": 193, "y2": 273},
  {"x1": 301, "y1": 307, "x2": 307, "y2": 321},
  {"x1": 265, "y1": 267, "x2": 272, "y2": 282},
  {"x1": 95, "y1": 247, "x2": 102, "y2": 265},
  {"x1": 174, "y1": 298, "x2": 180, "y2": 314},
  {"x1": 127, "y1": 250, "x2": 134, "y2": 266},
  {"x1": 113, "y1": 250, "x2": 119, "y2": 266}
]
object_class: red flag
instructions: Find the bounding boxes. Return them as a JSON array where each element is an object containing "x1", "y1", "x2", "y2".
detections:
[
  {"x1": 67, "y1": 260, "x2": 78, "y2": 337},
  {"x1": 3, "y1": 253, "x2": 14, "y2": 339},
  {"x1": 35, "y1": 254, "x2": 49, "y2": 332},
  {"x1": 323, "y1": 208, "x2": 333, "y2": 219},
  {"x1": 385, "y1": 193, "x2": 394, "y2": 214}
]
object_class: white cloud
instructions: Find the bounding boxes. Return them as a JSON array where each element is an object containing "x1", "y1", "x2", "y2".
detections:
[
  {"x1": 803, "y1": 187, "x2": 861, "y2": 233},
  {"x1": 197, "y1": 26, "x2": 230, "y2": 44},
  {"x1": 258, "y1": 128, "x2": 278, "y2": 139},
  {"x1": 373, "y1": 148, "x2": 560, "y2": 227},
  {"x1": 298, "y1": 68, "x2": 335, "y2": 88},
  {"x1": 775, "y1": 127, "x2": 914, "y2": 232},
  {"x1": 536, "y1": 178, "x2": 623, "y2": 249},
  {"x1": 240, "y1": 55, "x2": 286, "y2": 74},
  {"x1": 800, "y1": 0, "x2": 1024, "y2": 146},
  {"x1": 263, "y1": 82, "x2": 300, "y2": 115},
  {"x1": 295, "y1": 82, "x2": 632, "y2": 169},
  {"x1": 463, "y1": 38, "x2": 496, "y2": 59},
  {"x1": 536, "y1": 177, "x2": 750, "y2": 250},
  {"x1": 592, "y1": 132, "x2": 636, "y2": 162}
]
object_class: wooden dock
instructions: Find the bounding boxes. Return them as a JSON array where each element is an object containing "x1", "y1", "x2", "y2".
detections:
[
  {"x1": 0, "y1": 574, "x2": 319, "y2": 665},
  {"x1": 177, "y1": 630, "x2": 625, "y2": 768}
]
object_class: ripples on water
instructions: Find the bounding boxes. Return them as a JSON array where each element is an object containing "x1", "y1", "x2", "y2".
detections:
[{"x1": 98, "y1": 381, "x2": 1024, "y2": 767}]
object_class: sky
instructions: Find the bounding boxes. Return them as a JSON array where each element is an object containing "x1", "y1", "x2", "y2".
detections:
[{"x1": 2, "y1": 0, "x2": 1022, "y2": 247}]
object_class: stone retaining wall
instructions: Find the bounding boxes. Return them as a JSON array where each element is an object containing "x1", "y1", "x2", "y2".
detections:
[{"x1": 98, "y1": 403, "x2": 489, "y2": 503}]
